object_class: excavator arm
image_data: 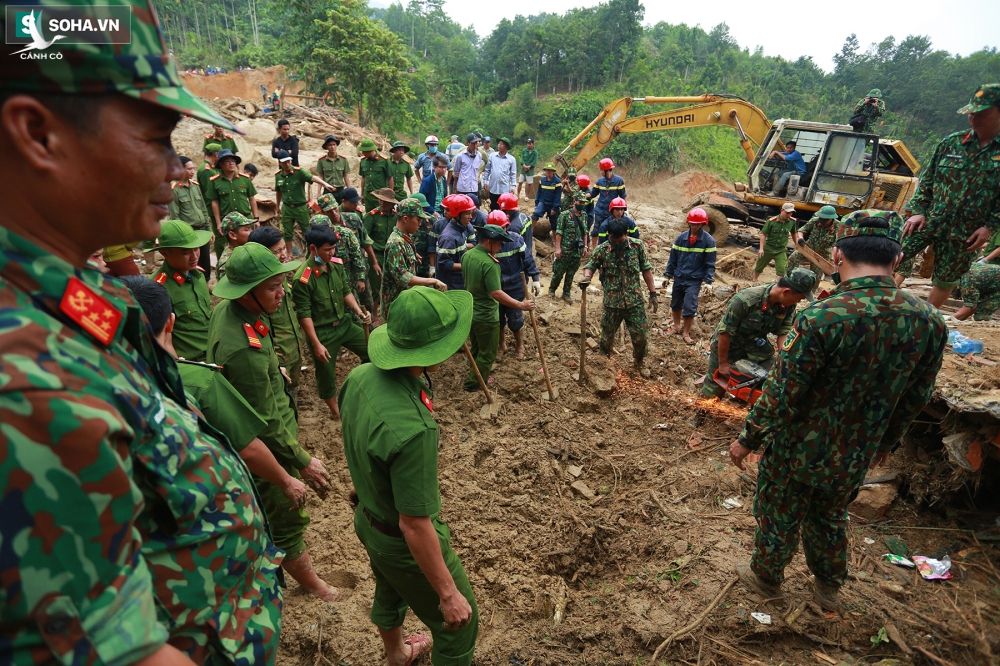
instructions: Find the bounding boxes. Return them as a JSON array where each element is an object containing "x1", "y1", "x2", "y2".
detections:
[{"x1": 555, "y1": 95, "x2": 772, "y2": 173}]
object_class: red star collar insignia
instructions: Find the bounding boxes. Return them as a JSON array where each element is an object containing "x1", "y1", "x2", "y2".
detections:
[
  {"x1": 419, "y1": 389, "x2": 433, "y2": 412},
  {"x1": 253, "y1": 319, "x2": 269, "y2": 337},
  {"x1": 172, "y1": 272, "x2": 186, "y2": 285},
  {"x1": 59, "y1": 276, "x2": 122, "y2": 347}
]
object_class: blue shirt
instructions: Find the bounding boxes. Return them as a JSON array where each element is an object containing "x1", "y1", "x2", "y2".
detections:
[
  {"x1": 414, "y1": 150, "x2": 447, "y2": 179},
  {"x1": 436, "y1": 220, "x2": 475, "y2": 290},
  {"x1": 496, "y1": 231, "x2": 540, "y2": 298},
  {"x1": 783, "y1": 149, "x2": 806, "y2": 174}
]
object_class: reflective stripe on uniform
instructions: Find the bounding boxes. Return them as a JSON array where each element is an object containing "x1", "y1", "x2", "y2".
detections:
[
  {"x1": 671, "y1": 245, "x2": 717, "y2": 253},
  {"x1": 494, "y1": 246, "x2": 525, "y2": 259}
]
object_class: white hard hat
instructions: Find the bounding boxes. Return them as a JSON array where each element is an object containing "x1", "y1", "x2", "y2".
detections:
[{"x1": 424, "y1": 135, "x2": 439, "y2": 144}]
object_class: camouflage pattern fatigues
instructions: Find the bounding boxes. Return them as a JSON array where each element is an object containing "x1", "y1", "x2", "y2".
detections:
[
  {"x1": 702, "y1": 284, "x2": 798, "y2": 397},
  {"x1": 364, "y1": 209, "x2": 397, "y2": 311},
  {"x1": 380, "y1": 228, "x2": 419, "y2": 320},
  {"x1": 851, "y1": 97, "x2": 886, "y2": 133},
  {"x1": 900, "y1": 130, "x2": 1000, "y2": 287},
  {"x1": 787, "y1": 216, "x2": 837, "y2": 279},
  {"x1": 739, "y1": 276, "x2": 946, "y2": 587},
  {"x1": 585, "y1": 237, "x2": 653, "y2": 362},
  {"x1": 341, "y1": 209, "x2": 375, "y2": 311},
  {"x1": 550, "y1": 208, "x2": 588, "y2": 296},
  {"x1": 959, "y1": 261, "x2": 1000, "y2": 319}
]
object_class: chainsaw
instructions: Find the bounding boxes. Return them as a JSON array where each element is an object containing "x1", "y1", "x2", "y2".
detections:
[{"x1": 713, "y1": 359, "x2": 769, "y2": 405}]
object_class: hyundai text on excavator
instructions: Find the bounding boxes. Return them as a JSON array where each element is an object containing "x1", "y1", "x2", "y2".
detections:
[{"x1": 554, "y1": 95, "x2": 921, "y2": 244}]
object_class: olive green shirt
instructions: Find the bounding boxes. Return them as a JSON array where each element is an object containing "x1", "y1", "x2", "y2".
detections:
[
  {"x1": 178, "y1": 360, "x2": 266, "y2": 452},
  {"x1": 462, "y1": 244, "x2": 502, "y2": 324},
  {"x1": 761, "y1": 215, "x2": 796, "y2": 252},
  {"x1": 711, "y1": 283, "x2": 797, "y2": 358},
  {"x1": 359, "y1": 156, "x2": 392, "y2": 208},
  {"x1": 388, "y1": 159, "x2": 414, "y2": 200},
  {"x1": 270, "y1": 283, "x2": 303, "y2": 372},
  {"x1": 197, "y1": 162, "x2": 219, "y2": 200},
  {"x1": 274, "y1": 166, "x2": 312, "y2": 206},
  {"x1": 203, "y1": 133, "x2": 239, "y2": 154},
  {"x1": 364, "y1": 209, "x2": 398, "y2": 254},
  {"x1": 315, "y1": 155, "x2": 349, "y2": 189},
  {"x1": 154, "y1": 266, "x2": 212, "y2": 362},
  {"x1": 168, "y1": 179, "x2": 212, "y2": 230},
  {"x1": 206, "y1": 173, "x2": 257, "y2": 218},
  {"x1": 291, "y1": 258, "x2": 352, "y2": 329}
]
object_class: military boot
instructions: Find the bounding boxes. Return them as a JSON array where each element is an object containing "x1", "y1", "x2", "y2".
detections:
[
  {"x1": 736, "y1": 563, "x2": 781, "y2": 599},
  {"x1": 813, "y1": 579, "x2": 842, "y2": 612},
  {"x1": 561, "y1": 293, "x2": 573, "y2": 304}
]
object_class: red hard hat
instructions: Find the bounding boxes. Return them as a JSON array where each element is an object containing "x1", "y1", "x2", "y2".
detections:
[
  {"x1": 687, "y1": 207, "x2": 709, "y2": 224},
  {"x1": 487, "y1": 210, "x2": 509, "y2": 228},
  {"x1": 497, "y1": 192, "x2": 519, "y2": 211},
  {"x1": 598, "y1": 157, "x2": 615, "y2": 171},
  {"x1": 609, "y1": 197, "x2": 627, "y2": 209},
  {"x1": 442, "y1": 194, "x2": 476, "y2": 217},
  {"x1": 576, "y1": 174, "x2": 591, "y2": 188}
]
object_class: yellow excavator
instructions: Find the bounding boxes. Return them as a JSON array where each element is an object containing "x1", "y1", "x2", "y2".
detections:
[{"x1": 554, "y1": 95, "x2": 921, "y2": 244}]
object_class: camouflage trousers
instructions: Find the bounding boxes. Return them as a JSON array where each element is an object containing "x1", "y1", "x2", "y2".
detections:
[
  {"x1": 787, "y1": 250, "x2": 824, "y2": 280},
  {"x1": 960, "y1": 262, "x2": 1000, "y2": 320},
  {"x1": 751, "y1": 460, "x2": 854, "y2": 588},
  {"x1": 368, "y1": 259, "x2": 384, "y2": 317},
  {"x1": 702, "y1": 340, "x2": 775, "y2": 397},
  {"x1": 754, "y1": 248, "x2": 788, "y2": 276},
  {"x1": 899, "y1": 222, "x2": 979, "y2": 288},
  {"x1": 599, "y1": 305, "x2": 648, "y2": 363},
  {"x1": 550, "y1": 252, "x2": 581, "y2": 296}
]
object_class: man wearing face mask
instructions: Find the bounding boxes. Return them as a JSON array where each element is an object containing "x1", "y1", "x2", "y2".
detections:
[
  {"x1": 414, "y1": 135, "x2": 447, "y2": 180},
  {"x1": 730, "y1": 210, "x2": 946, "y2": 613}
]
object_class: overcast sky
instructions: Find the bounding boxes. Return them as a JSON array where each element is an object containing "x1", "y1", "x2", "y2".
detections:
[{"x1": 371, "y1": 0, "x2": 999, "y2": 72}]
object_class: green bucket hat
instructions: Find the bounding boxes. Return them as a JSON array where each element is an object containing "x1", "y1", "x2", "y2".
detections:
[
  {"x1": 213, "y1": 243, "x2": 302, "y2": 300},
  {"x1": 397, "y1": 198, "x2": 431, "y2": 220},
  {"x1": 497, "y1": 137, "x2": 512, "y2": 147},
  {"x1": 780, "y1": 268, "x2": 818, "y2": 296},
  {"x1": 158, "y1": 219, "x2": 211, "y2": 249},
  {"x1": 410, "y1": 192, "x2": 431, "y2": 209},
  {"x1": 957, "y1": 84, "x2": 1000, "y2": 114},
  {"x1": 816, "y1": 205, "x2": 838, "y2": 220},
  {"x1": 542, "y1": 163, "x2": 557, "y2": 171},
  {"x1": 867, "y1": 89, "x2": 882, "y2": 98},
  {"x1": 358, "y1": 138, "x2": 378, "y2": 152},
  {"x1": 221, "y1": 211, "x2": 256, "y2": 234},
  {"x1": 368, "y1": 287, "x2": 473, "y2": 370},
  {"x1": 836, "y1": 209, "x2": 903, "y2": 244},
  {"x1": 0, "y1": 1, "x2": 236, "y2": 132},
  {"x1": 316, "y1": 193, "x2": 339, "y2": 212},
  {"x1": 309, "y1": 213, "x2": 333, "y2": 228},
  {"x1": 476, "y1": 224, "x2": 512, "y2": 242},
  {"x1": 204, "y1": 142, "x2": 223, "y2": 154},
  {"x1": 390, "y1": 141, "x2": 410, "y2": 153}
]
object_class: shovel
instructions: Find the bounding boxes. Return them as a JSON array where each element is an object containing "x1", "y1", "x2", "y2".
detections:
[
  {"x1": 462, "y1": 341, "x2": 501, "y2": 419},
  {"x1": 522, "y1": 275, "x2": 557, "y2": 401}
]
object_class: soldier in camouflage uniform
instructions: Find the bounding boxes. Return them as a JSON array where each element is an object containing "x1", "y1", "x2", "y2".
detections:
[
  {"x1": 380, "y1": 199, "x2": 448, "y2": 319},
  {"x1": 899, "y1": 84, "x2": 1000, "y2": 307},
  {"x1": 731, "y1": 210, "x2": 946, "y2": 612},
  {"x1": 549, "y1": 190, "x2": 591, "y2": 303},
  {"x1": 338, "y1": 187, "x2": 381, "y2": 314},
  {"x1": 365, "y1": 188, "x2": 400, "y2": 315},
  {"x1": 955, "y1": 261, "x2": 1000, "y2": 321},
  {"x1": 702, "y1": 269, "x2": 816, "y2": 398},
  {"x1": 850, "y1": 88, "x2": 886, "y2": 133},
  {"x1": 0, "y1": 4, "x2": 284, "y2": 662},
  {"x1": 216, "y1": 211, "x2": 258, "y2": 281},
  {"x1": 312, "y1": 199, "x2": 369, "y2": 297},
  {"x1": 787, "y1": 205, "x2": 839, "y2": 279},
  {"x1": 582, "y1": 218, "x2": 658, "y2": 377}
]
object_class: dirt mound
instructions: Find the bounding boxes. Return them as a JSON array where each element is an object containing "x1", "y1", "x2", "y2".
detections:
[{"x1": 180, "y1": 65, "x2": 303, "y2": 102}]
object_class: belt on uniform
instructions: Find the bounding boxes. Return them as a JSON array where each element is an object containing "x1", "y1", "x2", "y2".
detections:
[{"x1": 363, "y1": 507, "x2": 402, "y2": 537}]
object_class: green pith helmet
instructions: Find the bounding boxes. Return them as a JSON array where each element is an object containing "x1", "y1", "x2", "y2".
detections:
[
  {"x1": 158, "y1": 219, "x2": 211, "y2": 249},
  {"x1": 867, "y1": 88, "x2": 882, "y2": 98},
  {"x1": 817, "y1": 205, "x2": 838, "y2": 220},
  {"x1": 358, "y1": 138, "x2": 378, "y2": 152},
  {"x1": 213, "y1": 243, "x2": 302, "y2": 299},
  {"x1": 0, "y1": 0, "x2": 235, "y2": 131}
]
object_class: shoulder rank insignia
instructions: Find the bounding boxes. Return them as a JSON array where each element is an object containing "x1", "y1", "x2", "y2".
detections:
[
  {"x1": 154, "y1": 272, "x2": 167, "y2": 285},
  {"x1": 419, "y1": 389, "x2": 434, "y2": 412},
  {"x1": 209, "y1": 173, "x2": 221, "y2": 181},
  {"x1": 59, "y1": 276, "x2": 122, "y2": 347},
  {"x1": 243, "y1": 322, "x2": 262, "y2": 349},
  {"x1": 299, "y1": 266, "x2": 312, "y2": 284}
]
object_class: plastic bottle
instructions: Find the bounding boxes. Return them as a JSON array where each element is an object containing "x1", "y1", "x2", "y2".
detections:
[{"x1": 948, "y1": 329, "x2": 984, "y2": 355}]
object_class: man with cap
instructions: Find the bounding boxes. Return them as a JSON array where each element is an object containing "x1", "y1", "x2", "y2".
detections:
[
  {"x1": 271, "y1": 118, "x2": 300, "y2": 166},
  {"x1": 518, "y1": 138, "x2": 539, "y2": 201},
  {"x1": 549, "y1": 190, "x2": 591, "y2": 303},
  {"x1": 463, "y1": 224, "x2": 536, "y2": 391},
  {"x1": 850, "y1": 88, "x2": 886, "y2": 133},
  {"x1": 170, "y1": 155, "x2": 214, "y2": 275},
  {"x1": 249, "y1": 225, "x2": 307, "y2": 389},
  {"x1": 340, "y1": 187, "x2": 382, "y2": 307},
  {"x1": 498, "y1": 191, "x2": 534, "y2": 257},
  {"x1": 594, "y1": 197, "x2": 639, "y2": 248},
  {"x1": 293, "y1": 224, "x2": 372, "y2": 419},
  {"x1": 787, "y1": 205, "x2": 839, "y2": 279},
  {"x1": 217, "y1": 211, "x2": 258, "y2": 280},
  {"x1": 314, "y1": 134, "x2": 351, "y2": 197},
  {"x1": 419, "y1": 154, "x2": 451, "y2": 221},
  {"x1": 482, "y1": 137, "x2": 518, "y2": 210},
  {"x1": 407, "y1": 191, "x2": 438, "y2": 278},
  {"x1": 414, "y1": 134, "x2": 447, "y2": 180},
  {"x1": 532, "y1": 163, "x2": 563, "y2": 230},
  {"x1": 198, "y1": 141, "x2": 222, "y2": 199},
  {"x1": 389, "y1": 141, "x2": 416, "y2": 200},
  {"x1": 0, "y1": 4, "x2": 284, "y2": 662},
  {"x1": 582, "y1": 217, "x2": 657, "y2": 377},
  {"x1": 275, "y1": 149, "x2": 335, "y2": 248},
  {"x1": 154, "y1": 220, "x2": 214, "y2": 362},
  {"x1": 665, "y1": 207, "x2": 717, "y2": 344},
  {"x1": 207, "y1": 148, "x2": 259, "y2": 260},
  {"x1": 450, "y1": 133, "x2": 484, "y2": 204},
  {"x1": 314, "y1": 196, "x2": 369, "y2": 296},
  {"x1": 437, "y1": 194, "x2": 478, "y2": 292},
  {"x1": 753, "y1": 203, "x2": 797, "y2": 281},
  {"x1": 446, "y1": 133, "x2": 465, "y2": 166},
  {"x1": 731, "y1": 210, "x2": 946, "y2": 613},
  {"x1": 208, "y1": 243, "x2": 341, "y2": 602},
  {"x1": 204, "y1": 124, "x2": 239, "y2": 155},
  {"x1": 488, "y1": 210, "x2": 541, "y2": 359},
  {"x1": 767, "y1": 141, "x2": 807, "y2": 196},
  {"x1": 365, "y1": 188, "x2": 401, "y2": 314},
  {"x1": 898, "y1": 84, "x2": 1000, "y2": 308},
  {"x1": 381, "y1": 199, "x2": 448, "y2": 320},
  {"x1": 359, "y1": 138, "x2": 394, "y2": 211},
  {"x1": 702, "y1": 268, "x2": 816, "y2": 398},
  {"x1": 340, "y1": 286, "x2": 479, "y2": 666},
  {"x1": 592, "y1": 158, "x2": 626, "y2": 235}
]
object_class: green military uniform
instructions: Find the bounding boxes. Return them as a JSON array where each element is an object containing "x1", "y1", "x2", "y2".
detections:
[
  {"x1": 342, "y1": 208, "x2": 376, "y2": 312},
  {"x1": 959, "y1": 261, "x2": 1000, "y2": 320},
  {"x1": 316, "y1": 154, "x2": 349, "y2": 191},
  {"x1": 739, "y1": 212, "x2": 946, "y2": 591},
  {"x1": 585, "y1": 236, "x2": 653, "y2": 362},
  {"x1": 984, "y1": 228, "x2": 1000, "y2": 265},
  {"x1": 308, "y1": 210, "x2": 368, "y2": 289},
  {"x1": 360, "y1": 155, "x2": 393, "y2": 211},
  {"x1": 851, "y1": 89, "x2": 886, "y2": 133},
  {"x1": 462, "y1": 235, "x2": 508, "y2": 391},
  {"x1": 754, "y1": 214, "x2": 796, "y2": 276},
  {"x1": 550, "y1": 203, "x2": 589, "y2": 298},
  {"x1": 0, "y1": 9, "x2": 282, "y2": 663},
  {"x1": 365, "y1": 207, "x2": 398, "y2": 310},
  {"x1": 204, "y1": 131, "x2": 239, "y2": 155},
  {"x1": 197, "y1": 156, "x2": 220, "y2": 201},
  {"x1": 178, "y1": 359, "x2": 266, "y2": 452},
  {"x1": 154, "y1": 220, "x2": 214, "y2": 362},
  {"x1": 271, "y1": 282, "x2": 304, "y2": 388},
  {"x1": 702, "y1": 281, "x2": 803, "y2": 397},
  {"x1": 899, "y1": 87, "x2": 1000, "y2": 288},
  {"x1": 380, "y1": 227, "x2": 419, "y2": 320},
  {"x1": 275, "y1": 166, "x2": 314, "y2": 242},
  {"x1": 340, "y1": 288, "x2": 478, "y2": 666},
  {"x1": 291, "y1": 256, "x2": 369, "y2": 401},
  {"x1": 216, "y1": 211, "x2": 257, "y2": 281},
  {"x1": 389, "y1": 158, "x2": 414, "y2": 201},
  {"x1": 168, "y1": 179, "x2": 212, "y2": 230},
  {"x1": 560, "y1": 169, "x2": 579, "y2": 210},
  {"x1": 206, "y1": 172, "x2": 257, "y2": 258},
  {"x1": 787, "y1": 208, "x2": 838, "y2": 279}
]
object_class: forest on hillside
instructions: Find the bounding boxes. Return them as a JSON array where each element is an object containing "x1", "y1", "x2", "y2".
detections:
[{"x1": 155, "y1": 0, "x2": 999, "y2": 178}]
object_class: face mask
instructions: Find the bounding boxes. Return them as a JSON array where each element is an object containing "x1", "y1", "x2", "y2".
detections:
[{"x1": 427, "y1": 146, "x2": 437, "y2": 154}]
